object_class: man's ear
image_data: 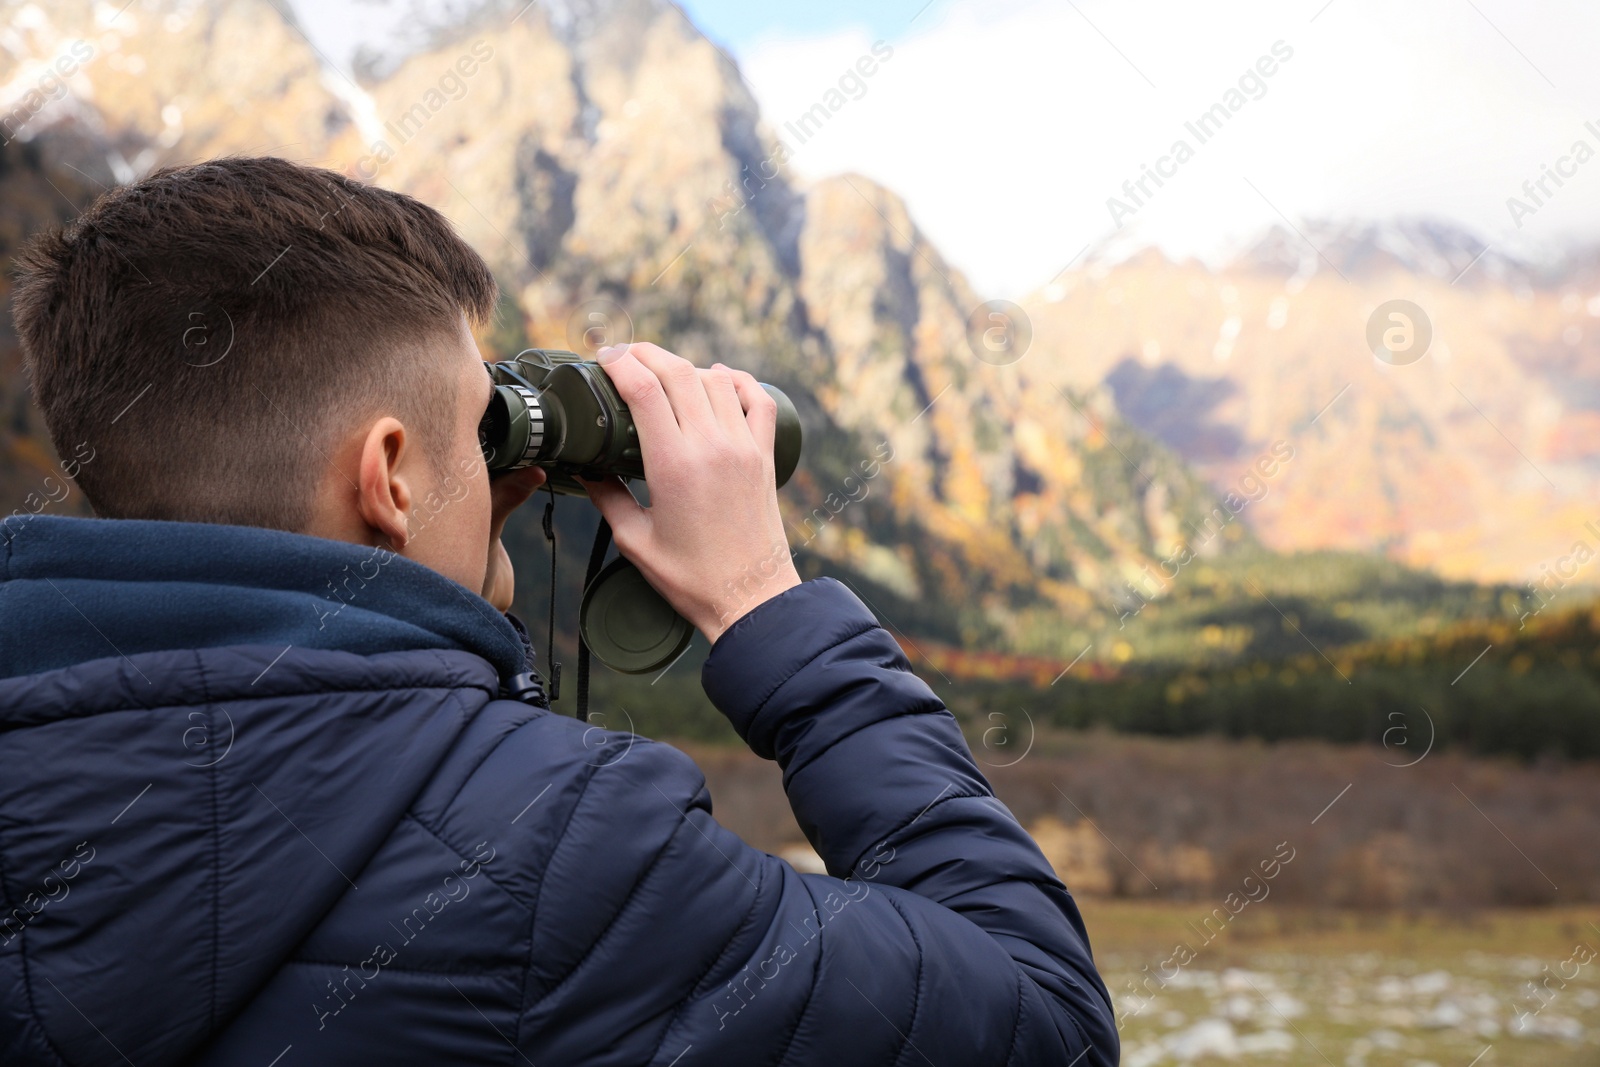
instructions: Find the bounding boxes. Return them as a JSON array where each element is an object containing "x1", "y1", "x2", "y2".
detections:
[{"x1": 356, "y1": 417, "x2": 414, "y2": 549}]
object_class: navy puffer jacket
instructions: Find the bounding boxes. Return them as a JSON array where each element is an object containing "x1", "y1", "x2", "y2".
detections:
[{"x1": 0, "y1": 514, "x2": 1118, "y2": 1065}]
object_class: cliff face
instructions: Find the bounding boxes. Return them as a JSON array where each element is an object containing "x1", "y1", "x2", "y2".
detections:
[
  {"x1": 794, "y1": 175, "x2": 1227, "y2": 631},
  {"x1": 0, "y1": 0, "x2": 1236, "y2": 652},
  {"x1": 1, "y1": 0, "x2": 359, "y2": 175}
]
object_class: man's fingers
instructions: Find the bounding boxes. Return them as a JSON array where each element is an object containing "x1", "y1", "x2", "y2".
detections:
[
  {"x1": 488, "y1": 465, "x2": 548, "y2": 539},
  {"x1": 627, "y1": 343, "x2": 716, "y2": 432},
  {"x1": 576, "y1": 475, "x2": 648, "y2": 549},
  {"x1": 701, "y1": 364, "x2": 747, "y2": 437},
  {"x1": 729, "y1": 370, "x2": 777, "y2": 452},
  {"x1": 597, "y1": 344, "x2": 684, "y2": 461}
]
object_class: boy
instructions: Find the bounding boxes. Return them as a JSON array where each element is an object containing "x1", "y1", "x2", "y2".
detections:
[{"x1": 0, "y1": 156, "x2": 1117, "y2": 1064}]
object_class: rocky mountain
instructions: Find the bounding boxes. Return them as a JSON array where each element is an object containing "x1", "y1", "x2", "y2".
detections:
[
  {"x1": 1021, "y1": 222, "x2": 1600, "y2": 585},
  {"x1": 0, "y1": 0, "x2": 1228, "y2": 654},
  {"x1": 0, "y1": 0, "x2": 360, "y2": 176}
]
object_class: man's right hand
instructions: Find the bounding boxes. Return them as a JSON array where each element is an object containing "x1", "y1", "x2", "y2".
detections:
[{"x1": 576, "y1": 342, "x2": 801, "y2": 645}]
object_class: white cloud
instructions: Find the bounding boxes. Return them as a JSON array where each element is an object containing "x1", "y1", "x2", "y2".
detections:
[{"x1": 739, "y1": 0, "x2": 1600, "y2": 297}]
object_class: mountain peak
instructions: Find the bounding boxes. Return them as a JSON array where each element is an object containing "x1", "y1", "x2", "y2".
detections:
[{"x1": 1233, "y1": 217, "x2": 1529, "y2": 286}]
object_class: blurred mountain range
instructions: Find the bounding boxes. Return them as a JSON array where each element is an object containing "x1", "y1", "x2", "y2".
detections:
[
  {"x1": 3, "y1": 0, "x2": 1594, "y2": 661},
  {"x1": 1022, "y1": 219, "x2": 1600, "y2": 586}
]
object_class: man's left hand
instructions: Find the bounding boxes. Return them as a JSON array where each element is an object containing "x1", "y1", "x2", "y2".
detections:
[{"x1": 482, "y1": 465, "x2": 548, "y2": 612}]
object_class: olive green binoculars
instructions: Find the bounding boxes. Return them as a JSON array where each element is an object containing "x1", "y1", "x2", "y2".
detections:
[{"x1": 480, "y1": 348, "x2": 802, "y2": 494}]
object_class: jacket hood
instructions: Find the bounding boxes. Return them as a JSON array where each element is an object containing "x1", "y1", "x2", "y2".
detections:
[
  {"x1": 0, "y1": 515, "x2": 529, "y2": 1064},
  {"x1": 0, "y1": 514, "x2": 528, "y2": 681}
]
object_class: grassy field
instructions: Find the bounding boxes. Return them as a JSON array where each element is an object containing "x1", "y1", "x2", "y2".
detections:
[
  {"x1": 683, "y1": 734, "x2": 1600, "y2": 1063},
  {"x1": 1086, "y1": 901, "x2": 1600, "y2": 1066}
]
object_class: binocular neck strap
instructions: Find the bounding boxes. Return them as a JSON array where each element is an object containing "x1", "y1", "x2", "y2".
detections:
[
  {"x1": 576, "y1": 515, "x2": 613, "y2": 723},
  {"x1": 540, "y1": 489, "x2": 562, "y2": 705}
]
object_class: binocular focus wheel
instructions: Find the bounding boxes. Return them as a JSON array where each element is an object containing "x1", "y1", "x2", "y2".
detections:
[
  {"x1": 506, "y1": 384, "x2": 544, "y2": 467},
  {"x1": 578, "y1": 557, "x2": 695, "y2": 675}
]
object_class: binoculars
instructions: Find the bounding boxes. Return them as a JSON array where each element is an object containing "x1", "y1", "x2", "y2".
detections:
[
  {"x1": 478, "y1": 349, "x2": 803, "y2": 678},
  {"x1": 480, "y1": 348, "x2": 802, "y2": 492}
]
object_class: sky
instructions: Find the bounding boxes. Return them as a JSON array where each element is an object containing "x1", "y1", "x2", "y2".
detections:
[{"x1": 291, "y1": 0, "x2": 1600, "y2": 298}]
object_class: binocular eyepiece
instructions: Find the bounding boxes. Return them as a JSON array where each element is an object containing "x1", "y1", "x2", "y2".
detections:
[{"x1": 480, "y1": 348, "x2": 802, "y2": 494}]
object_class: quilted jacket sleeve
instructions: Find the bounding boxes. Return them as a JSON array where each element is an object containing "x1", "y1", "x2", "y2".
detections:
[{"x1": 516, "y1": 577, "x2": 1118, "y2": 1065}]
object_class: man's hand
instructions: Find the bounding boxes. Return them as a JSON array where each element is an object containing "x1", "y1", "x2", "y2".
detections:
[
  {"x1": 482, "y1": 465, "x2": 548, "y2": 612},
  {"x1": 577, "y1": 342, "x2": 800, "y2": 645}
]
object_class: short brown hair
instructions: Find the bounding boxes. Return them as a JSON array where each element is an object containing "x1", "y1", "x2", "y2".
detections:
[{"x1": 11, "y1": 156, "x2": 497, "y2": 529}]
